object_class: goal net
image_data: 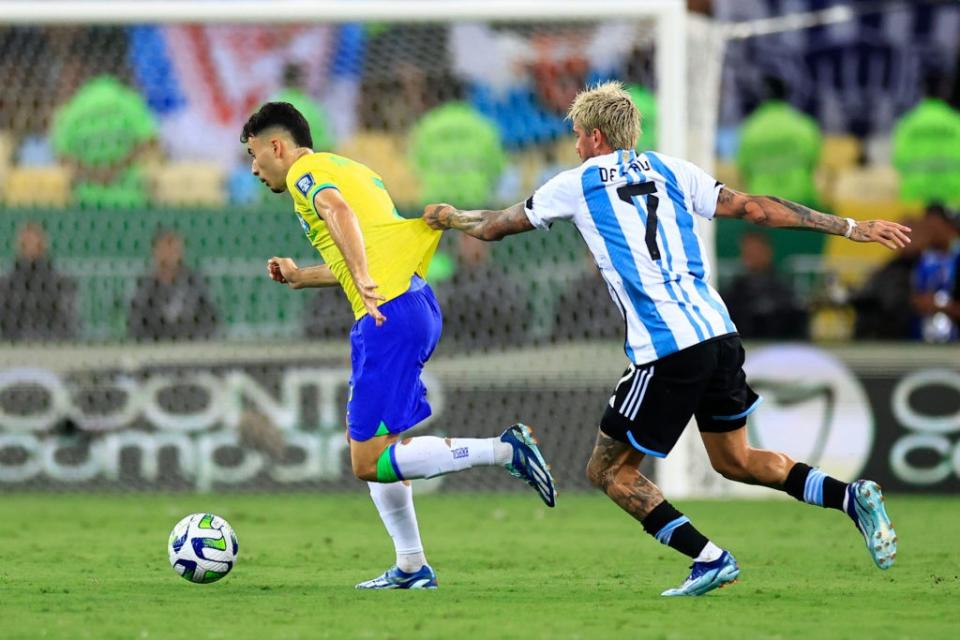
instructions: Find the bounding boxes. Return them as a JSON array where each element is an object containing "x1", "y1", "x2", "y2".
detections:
[{"x1": 0, "y1": 1, "x2": 729, "y2": 495}]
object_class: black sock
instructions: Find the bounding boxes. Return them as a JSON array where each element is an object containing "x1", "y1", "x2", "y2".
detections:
[
  {"x1": 783, "y1": 462, "x2": 847, "y2": 511},
  {"x1": 641, "y1": 501, "x2": 710, "y2": 559},
  {"x1": 783, "y1": 462, "x2": 812, "y2": 501}
]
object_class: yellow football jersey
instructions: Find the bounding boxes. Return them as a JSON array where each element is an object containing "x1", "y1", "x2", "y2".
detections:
[{"x1": 286, "y1": 152, "x2": 442, "y2": 319}]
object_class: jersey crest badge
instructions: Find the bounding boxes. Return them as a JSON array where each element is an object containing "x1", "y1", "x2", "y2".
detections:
[{"x1": 295, "y1": 173, "x2": 315, "y2": 196}]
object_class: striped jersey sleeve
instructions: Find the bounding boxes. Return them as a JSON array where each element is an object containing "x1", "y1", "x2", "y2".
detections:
[
  {"x1": 668, "y1": 156, "x2": 724, "y2": 220},
  {"x1": 523, "y1": 168, "x2": 580, "y2": 229}
]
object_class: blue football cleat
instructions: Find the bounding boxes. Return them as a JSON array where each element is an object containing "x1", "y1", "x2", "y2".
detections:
[
  {"x1": 661, "y1": 551, "x2": 740, "y2": 597},
  {"x1": 500, "y1": 423, "x2": 557, "y2": 508},
  {"x1": 355, "y1": 564, "x2": 438, "y2": 590},
  {"x1": 846, "y1": 480, "x2": 897, "y2": 569}
]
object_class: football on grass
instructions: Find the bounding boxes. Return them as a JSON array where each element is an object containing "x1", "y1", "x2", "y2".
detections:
[{"x1": 168, "y1": 513, "x2": 239, "y2": 584}]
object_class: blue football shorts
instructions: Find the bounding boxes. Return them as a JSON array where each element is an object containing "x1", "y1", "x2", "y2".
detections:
[{"x1": 346, "y1": 275, "x2": 442, "y2": 441}]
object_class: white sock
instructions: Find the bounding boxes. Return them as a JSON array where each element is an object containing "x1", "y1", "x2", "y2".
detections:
[
  {"x1": 368, "y1": 481, "x2": 426, "y2": 573},
  {"x1": 493, "y1": 440, "x2": 513, "y2": 465},
  {"x1": 391, "y1": 436, "x2": 511, "y2": 479},
  {"x1": 694, "y1": 541, "x2": 724, "y2": 563}
]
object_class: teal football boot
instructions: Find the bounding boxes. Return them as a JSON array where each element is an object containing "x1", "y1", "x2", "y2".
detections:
[
  {"x1": 500, "y1": 423, "x2": 557, "y2": 507},
  {"x1": 846, "y1": 480, "x2": 897, "y2": 569},
  {"x1": 355, "y1": 564, "x2": 438, "y2": 590},
  {"x1": 661, "y1": 550, "x2": 740, "y2": 597}
]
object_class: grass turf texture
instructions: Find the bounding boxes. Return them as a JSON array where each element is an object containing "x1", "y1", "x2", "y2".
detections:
[{"x1": 0, "y1": 493, "x2": 956, "y2": 640}]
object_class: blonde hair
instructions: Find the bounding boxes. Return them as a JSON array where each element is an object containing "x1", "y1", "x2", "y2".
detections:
[{"x1": 567, "y1": 81, "x2": 641, "y2": 150}]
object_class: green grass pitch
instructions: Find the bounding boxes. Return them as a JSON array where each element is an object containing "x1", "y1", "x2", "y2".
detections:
[{"x1": 0, "y1": 493, "x2": 956, "y2": 639}]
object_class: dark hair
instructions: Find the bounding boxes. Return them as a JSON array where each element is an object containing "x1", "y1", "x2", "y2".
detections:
[
  {"x1": 761, "y1": 75, "x2": 788, "y2": 102},
  {"x1": 740, "y1": 230, "x2": 772, "y2": 247},
  {"x1": 921, "y1": 69, "x2": 947, "y2": 100},
  {"x1": 240, "y1": 102, "x2": 313, "y2": 148},
  {"x1": 282, "y1": 63, "x2": 303, "y2": 88},
  {"x1": 925, "y1": 201, "x2": 959, "y2": 229}
]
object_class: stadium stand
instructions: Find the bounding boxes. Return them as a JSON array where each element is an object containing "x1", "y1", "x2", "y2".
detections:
[
  {"x1": 336, "y1": 132, "x2": 421, "y2": 210},
  {"x1": 148, "y1": 162, "x2": 226, "y2": 208},
  {"x1": 3, "y1": 166, "x2": 72, "y2": 207}
]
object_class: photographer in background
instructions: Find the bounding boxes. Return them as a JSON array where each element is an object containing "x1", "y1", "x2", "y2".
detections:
[
  {"x1": 128, "y1": 228, "x2": 219, "y2": 341},
  {"x1": 0, "y1": 221, "x2": 78, "y2": 341},
  {"x1": 910, "y1": 203, "x2": 960, "y2": 343},
  {"x1": 722, "y1": 231, "x2": 807, "y2": 340}
]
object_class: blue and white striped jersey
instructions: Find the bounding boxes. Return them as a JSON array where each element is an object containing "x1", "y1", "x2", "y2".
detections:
[{"x1": 524, "y1": 149, "x2": 736, "y2": 365}]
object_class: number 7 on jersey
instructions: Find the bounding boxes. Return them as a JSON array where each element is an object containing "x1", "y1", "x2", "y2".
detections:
[{"x1": 617, "y1": 183, "x2": 661, "y2": 261}]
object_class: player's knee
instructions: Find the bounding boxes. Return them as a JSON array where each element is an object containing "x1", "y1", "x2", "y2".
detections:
[
  {"x1": 585, "y1": 463, "x2": 603, "y2": 490},
  {"x1": 350, "y1": 456, "x2": 378, "y2": 481},
  {"x1": 586, "y1": 457, "x2": 613, "y2": 490}
]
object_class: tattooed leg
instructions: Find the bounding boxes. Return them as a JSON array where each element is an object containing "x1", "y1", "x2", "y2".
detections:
[
  {"x1": 586, "y1": 428, "x2": 723, "y2": 562},
  {"x1": 586, "y1": 429, "x2": 663, "y2": 520}
]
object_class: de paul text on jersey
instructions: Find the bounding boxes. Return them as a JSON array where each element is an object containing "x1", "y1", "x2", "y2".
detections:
[{"x1": 597, "y1": 157, "x2": 651, "y2": 182}]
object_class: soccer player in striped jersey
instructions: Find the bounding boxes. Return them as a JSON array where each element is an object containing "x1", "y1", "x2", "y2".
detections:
[
  {"x1": 241, "y1": 102, "x2": 557, "y2": 590},
  {"x1": 424, "y1": 82, "x2": 908, "y2": 596}
]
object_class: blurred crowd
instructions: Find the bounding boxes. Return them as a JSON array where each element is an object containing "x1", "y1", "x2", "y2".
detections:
[
  {"x1": 720, "y1": 202, "x2": 960, "y2": 343},
  {"x1": 1, "y1": 1, "x2": 959, "y2": 345}
]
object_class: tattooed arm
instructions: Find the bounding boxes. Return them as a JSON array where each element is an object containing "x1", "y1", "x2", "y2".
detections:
[
  {"x1": 714, "y1": 187, "x2": 912, "y2": 250},
  {"x1": 422, "y1": 202, "x2": 535, "y2": 241}
]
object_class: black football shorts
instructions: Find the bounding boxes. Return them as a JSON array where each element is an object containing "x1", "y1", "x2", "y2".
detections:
[{"x1": 599, "y1": 334, "x2": 760, "y2": 458}]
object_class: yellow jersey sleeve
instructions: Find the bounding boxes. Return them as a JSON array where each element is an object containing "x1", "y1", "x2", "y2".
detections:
[{"x1": 286, "y1": 153, "x2": 442, "y2": 319}]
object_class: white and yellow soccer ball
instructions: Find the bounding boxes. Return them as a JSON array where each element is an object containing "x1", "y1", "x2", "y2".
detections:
[{"x1": 168, "y1": 513, "x2": 239, "y2": 584}]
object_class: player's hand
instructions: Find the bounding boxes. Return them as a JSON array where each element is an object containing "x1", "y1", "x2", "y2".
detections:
[
  {"x1": 849, "y1": 220, "x2": 912, "y2": 250},
  {"x1": 267, "y1": 257, "x2": 300, "y2": 288},
  {"x1": 423, "y1": 203, "x2": 455, "y2": 230},
  {"x1": 357, "y1": 278, "x2": 387, "y2": 326}
]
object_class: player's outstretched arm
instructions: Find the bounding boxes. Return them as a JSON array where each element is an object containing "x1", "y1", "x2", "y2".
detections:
[
  {"x1": 714, "y1": 187, "x2": 911, "y2": 250},
  {"x1": 267, "y1": 257, "x2": 338, "y2": 289},
  {"x1": 423, "y1": 202, "x2": 535, "y2": 241},
  {"x1": 313, "y1": 189, "x2": 386, "y2": 325}
]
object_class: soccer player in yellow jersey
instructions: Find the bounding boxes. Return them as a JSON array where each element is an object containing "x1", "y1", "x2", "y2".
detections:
[{"x1": 241, "y1": 102, "x2": 557, "y2": 590}]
